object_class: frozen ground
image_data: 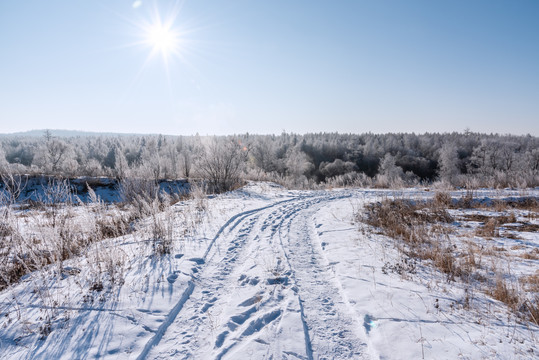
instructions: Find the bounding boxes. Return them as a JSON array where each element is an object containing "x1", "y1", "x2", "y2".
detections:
[{"x1": 0, "y1": 183, "x2": 537, "y2": 359}]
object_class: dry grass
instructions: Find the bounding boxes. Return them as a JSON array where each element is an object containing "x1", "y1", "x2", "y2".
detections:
[
  {"x1": 503, "y1": 231, "x2": 522, "y2": 240},
  {"x1": 520, "y1": 272, "x2": 539, "y2": 292},
  {"x1": 519, "y1": 273, "x2": 539, "y2": 325},
  {"x1": 490, "y1": 274, "x2": 519, "y2": 309},
  {"x1": 520, "y1": 249, "x2": 539, "y2": 260},
  {"x1": 474, "y1": 218, "x2": 499, "y2": 238},
  {"x1": 360, "y1": 193, "x2": 539, "y2": 325},
  {"x1": 451, "y1": 192, "x2": 538, "y2": 212},
  {"x1": 363, "y1": 198, "x2": 453, "y2": 245},
  {"x1": 433, "y1": 191, "x2": 452, "y2": 207},
  {"x1": 506, "y1": 222, "x2": 539, "y2": 233},
  {"x1": 363, "y1": 198, "x2": 458, "y2": 280},
  {"x1": 420, "y1": 244, "x2": 461, "y2": 281},
  {"x1": 0, "y1": 180, "x2": 134, "y2": 291}
]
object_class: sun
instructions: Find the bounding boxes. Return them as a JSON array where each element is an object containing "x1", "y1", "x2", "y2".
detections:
[
  {"x1": 119, "y1": 0, "x2": 196, "y2": 92},
  {"x1": 146, "y1": 22, "x2": 180, "y2": 57},
  {"x1": 134, "y1": 2, "x2": 186, "y2": 69}
]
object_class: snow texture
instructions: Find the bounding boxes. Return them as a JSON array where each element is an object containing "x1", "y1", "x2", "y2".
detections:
[{"x1": 0, "y1": 182, "x2": 537, "y2": 359}]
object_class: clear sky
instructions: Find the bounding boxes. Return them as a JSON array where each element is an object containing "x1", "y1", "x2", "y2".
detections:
[{"x1": 1, "y1": 0, "x2": 538, "y2": 136}]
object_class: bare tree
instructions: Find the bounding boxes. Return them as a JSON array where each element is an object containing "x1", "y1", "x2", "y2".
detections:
[
  {"x1": 197, "y1": 137, "x2": 248, "y2": 192},
  {"x1": 39, "y1": 130, "x2": 70, "y2": 174},
  {"x1": 0, "y1": 147, "x2": 8, "y2": 174},
  {"x1": 438, "y1": 142, "x2": 460, "y2": 185},
  {"x1": 376, "y1": 153, "x2": 404, "y2": 187},
  {"x1": 177, "y1": 136, "x2": 200, "y2": 179},
  {"x1": 113, "y1": 146, "x2": 129, "y2": 179},
  {"x1": 140, "y1": 138, "x2": 161, "y2": 181},
  {"x1": 0, "y1": 173, "x2": 27, "y2": 205}
]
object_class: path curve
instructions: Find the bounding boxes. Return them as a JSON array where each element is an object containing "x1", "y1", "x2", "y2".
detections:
[{"x1": 145, "y1": 191, "x2": 371, "y2": 360}]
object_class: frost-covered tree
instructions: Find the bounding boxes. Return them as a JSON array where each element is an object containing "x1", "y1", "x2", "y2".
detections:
[
  {"x1": 0, "y1": 147, "x2": 8, "y2": 173},
  {"x1": 376, "y1": 153, "x2": 404, "y2": 187},
  {"x1": 176, "y1": 136, "x2": 199, "y2": 179},
  {"x1": 197, "y1": 137, "x2": 248, "y2": 192},
  {"x1": 0, "y1": 131, "x2": 536, "y2": 188},
  {"x1": 83, "y1": 159, "x2": 103, "y2": 177},
  {"x1": 251, "y1": 136, "x2": 279, "y2": 174},
  {"x1": 34, "y1": 131, "x2": 72, "y2": 174},
  {"x1": 438, "y1": 142, "x2": 460, "y2": 185},
  {"x1": 113, "y1": 146, "x2": 129, "y2": 179},
  {"x1": 140, "y1": 138, "x2": 162, "y2": 181},
  {"x1": 526, "y1": 148, "x2": 539, "y2": 176},
  {"x1": 319, "y1": 159, "x2": 357, "y2": 178},
  {"x1": 498, "y1": 142, "x2": 517, "y2": 172},
  {"x1": 285, "y1": 146, "x2": 314, "y2": 181}
]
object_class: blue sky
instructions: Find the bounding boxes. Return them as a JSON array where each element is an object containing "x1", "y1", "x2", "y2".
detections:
[{"x1": 1, "y1": 0, "x2": 538, "y2": 135}]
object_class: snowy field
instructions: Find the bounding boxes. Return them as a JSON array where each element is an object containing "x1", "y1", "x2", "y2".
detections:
[{"x1": 0, "y1": 183, "x2": 537, "y2": 359}]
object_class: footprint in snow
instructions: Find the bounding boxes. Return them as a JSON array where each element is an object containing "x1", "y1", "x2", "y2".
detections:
[
  {"x1": 238, "y1": 294, "x2": 263, "y2": 307},
  {"x1": 201, "y1": 303, "x2": 214, "y2": 312},
  {"x1": 238, "y1": 275, "x2": 260, "y2": 286},
  {"x1": 241, "y1": 309, "x2": 282, "y2": 336},
  {"x1": 167, "y1": 273, "x2": 179, "y2": 284},
  {"x1": 267, "y1": 276, "x2": 289, "y2": 286},
  {"x1": 201, "y1": 297, "x2": 218, "y2": 312},
  {"x1": 230, "y1": 306, "x2": 258, "y2": 325},
  {"x1": 363, "y1": 314, "x2": 376, "y2": 334},
  {"x1": 189, "y1": 257, "x2": 205, "y2": 265},
  {"x1": 215, "y1": 331, "x2": 229, "y2": 348}
]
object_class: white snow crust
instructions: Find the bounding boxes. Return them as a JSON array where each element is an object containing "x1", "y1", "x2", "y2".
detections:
[{"x1": 1, "y1": 183, "x2": 537, "y2": 359}]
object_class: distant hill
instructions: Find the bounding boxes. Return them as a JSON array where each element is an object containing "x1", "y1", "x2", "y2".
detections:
[{"x1": 0, "y1": 129, "x2": 149, "y2": 138}]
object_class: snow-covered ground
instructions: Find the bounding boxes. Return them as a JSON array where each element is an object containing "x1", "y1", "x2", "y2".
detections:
[{"x1": 0, "y1": 183, "x2": 537, "y2": 359}]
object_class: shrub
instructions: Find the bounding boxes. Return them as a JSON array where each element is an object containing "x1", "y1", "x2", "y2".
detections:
[
  {"x1": 433, "y1": 191, "x2": 452, "y2": 207},
  {"x1": 197, "y1": 137, "x2": 248, "y2": 193}
]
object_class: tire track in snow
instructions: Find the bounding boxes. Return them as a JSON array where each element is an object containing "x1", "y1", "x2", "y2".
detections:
[
  {"x1": 146, "y1": 193, "x2": 322, "y2": 359},
  {"x1": 271, "y1": 192, "x2": 371, "y2": 359},
  {"x1": 150, "y1": 210, "x2": 271, "y2": 359},
  {"x1": 209, "y1": 191, "x2": 366, "y2": 359},
  {"x1": 136, "y1": 281, "x2": 195, "y2": 360},
  {"x1": 141, "y1": 191, "x2": 369, "y2": 359},
  {"x1": 136, "y1": 197, "x2": 298, "y2": 360},
  {"x1": 210, "y1": 195, "x2": 325, "y2": 359}
]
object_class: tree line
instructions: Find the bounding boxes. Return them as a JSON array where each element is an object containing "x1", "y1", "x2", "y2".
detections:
[{"x1": 0, "y1": 131, "x2": 537, "y2": 190}]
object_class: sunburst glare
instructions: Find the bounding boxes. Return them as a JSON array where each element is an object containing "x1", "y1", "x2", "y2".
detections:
[
  {"x1": 148, "y1": 24, "x2": 177, "y2": 53},
  {"x1": 139, "y1": 4, "x2": 184, "y2": 71},
  {"x1": 145, "y1": 21, "x2": 181, "y2": 60},
  {"x1": 114, "y1": 0, "x2": 195, "y2": 98}
]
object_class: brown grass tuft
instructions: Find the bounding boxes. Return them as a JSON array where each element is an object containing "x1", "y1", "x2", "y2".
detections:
[
  {"x1": 520, "y1": 249, "x2": 539, "y2": 260},
  {"x1": 359, "y1": 194, "x2": 539, "y2": 325},
  {"x1": 475, "y1": 218, "x2": 499, "y2": 238},
  {"x1": 490, "y1": 275, "x2": 519, "y2": 309},
  {"x1": 520, "y1": 272, "x2": 539, "y2": 292},
  {"x1": 433, "y1": 191, "x2": 452, "y2": 207}
]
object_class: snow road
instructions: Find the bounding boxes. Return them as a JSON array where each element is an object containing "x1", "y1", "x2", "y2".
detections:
[
  {"x1": 1, "y1": 183, "x2": 537, "y2": 359},
  {"x1": 144, "y1": 191, "x2": 371, "y2": 359}
]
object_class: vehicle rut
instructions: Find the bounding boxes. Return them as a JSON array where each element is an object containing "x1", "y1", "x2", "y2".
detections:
[{"x1": 144, "y1": 191, "x2": 370, "y2": 359}]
